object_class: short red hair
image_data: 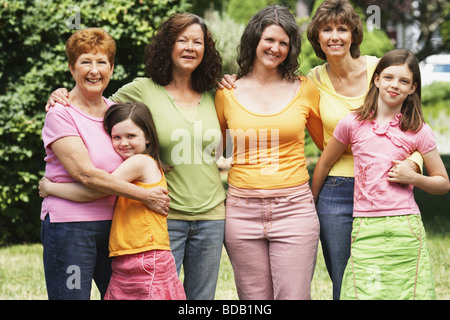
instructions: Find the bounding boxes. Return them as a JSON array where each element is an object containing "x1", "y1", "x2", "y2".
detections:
[{"x1": 65, "y1": 28, "x2": 116, "y2": 66}]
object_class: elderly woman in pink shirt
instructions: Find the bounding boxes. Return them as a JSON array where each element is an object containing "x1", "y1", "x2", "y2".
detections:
[{"x1": 40, "y1": 28, "x2": 169, "y2": 300}]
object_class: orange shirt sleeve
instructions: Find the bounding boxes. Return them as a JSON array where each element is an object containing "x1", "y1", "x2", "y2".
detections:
[{"x1": 303, "y1": 78, "x2": 324, "y2": 151}]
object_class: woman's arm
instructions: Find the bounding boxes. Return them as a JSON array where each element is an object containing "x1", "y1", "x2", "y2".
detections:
[
  {"x1": 311, "y1": 137, "x2": 349, "y2": 202},
  {"x1": 40, "y1": 154, "x2": 162, "y2": 202},
  {"x1": 39, "y1": 177, "x2": 103, "y2": 202},
  {"x1": 50, "y1": 136, "x2": 170, "y2": 215},
  {"x1": 388, "y1": 149, "x2": 450, "y2": 195}
]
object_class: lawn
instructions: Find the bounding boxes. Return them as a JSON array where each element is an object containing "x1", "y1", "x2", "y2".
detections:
[{"x1": 0, "y1": 235, "x2": 447, "y2": 300}]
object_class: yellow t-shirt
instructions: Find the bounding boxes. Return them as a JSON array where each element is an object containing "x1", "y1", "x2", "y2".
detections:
[
  {"x1": 215, "y1": 76, "x2": 323, "y2": 190},
  {"x1": 308, "y1": 56, "x2": 379, "y2": 177},
  {"x1": 108, "y1": 173, "x2": 171, "y2": 257}
]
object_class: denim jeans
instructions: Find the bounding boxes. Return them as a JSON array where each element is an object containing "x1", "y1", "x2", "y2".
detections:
[
  {"x1": 316, "y1": 176, "x2": 354, "y2": 300},
  {"x1": 41, "y1": 214, "x2": 112, "y2": 300},
  {"x1": 167, "y1": 219, "x2": 225, "y2": 300}
]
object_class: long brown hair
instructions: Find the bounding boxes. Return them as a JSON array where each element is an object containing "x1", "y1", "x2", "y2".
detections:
[
  {"x1": 104, "y1": 102, "x2": 172, "y2": 173},
  {"x1": 144, "y1": 13, "x2": 222, "y2": 92},
  {"x1": 356, "y1": 49, "x2": 424, "y2": 132},
  {"x1": 237, "y1": 5, "x2": 302, "y2": 81}
]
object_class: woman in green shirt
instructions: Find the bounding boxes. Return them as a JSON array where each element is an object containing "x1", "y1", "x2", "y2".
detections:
[{"x1": 47, "y1": 13, "x2": 225, "y2": 300}]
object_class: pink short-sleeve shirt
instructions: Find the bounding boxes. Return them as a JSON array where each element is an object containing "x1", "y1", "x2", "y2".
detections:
[
  {"x1": 333, "y1": 112, "x2": 436, "y2": 217},
  {"x1": 41, "y1": 99, "x2": 123, "y2": 222}
]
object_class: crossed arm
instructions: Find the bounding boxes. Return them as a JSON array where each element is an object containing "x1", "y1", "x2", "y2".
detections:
[{"x1": 45, "y1": 136, "x2": 170, "y2": 215}]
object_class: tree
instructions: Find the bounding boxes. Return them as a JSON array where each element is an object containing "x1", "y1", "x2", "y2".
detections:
[
  {"x1": 227, "y1": 0, "x2": 268, "y2": 24},
  {"x1": 354, "y1": 0, "x2": 450, "y2": 60}
]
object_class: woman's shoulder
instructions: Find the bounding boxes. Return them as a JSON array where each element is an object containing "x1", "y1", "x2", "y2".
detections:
[
  {"x1": 214, "y1": 86, "x2": 234, "y2": 100},
  {"x1": 299, "y1": 75, "x2": 319, "y2": 94},
  {"x1": 45, "y1": 102, "x2": 76, "y2": 119},
  {"x1": 306, "y1": 63, "x2": 327, "y2": 83},
  {"x1": 119, "y1": 77, "x2": 161, "y2": 91},
  {"x1": 128, "y1": 77, "x2": 159, "y2": 88}
]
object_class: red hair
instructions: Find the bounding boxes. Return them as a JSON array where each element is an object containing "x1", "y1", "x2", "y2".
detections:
[{"x1": 65, "y1": 28, "x2": 116, "y2": 66}]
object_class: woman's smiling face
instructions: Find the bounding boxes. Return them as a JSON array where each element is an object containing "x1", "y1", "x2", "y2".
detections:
[
  {"x1": 254, "y1": 24, "x2": 290, "y2": 71},
  {"x1": 318, "y1": 22, "x2": 352, "y2": 59},
  {"x1": 69, "y1": 50, "x2": 114, "y2": 96},
  {"x1": 171, "y1": 23, "x2": 205, "y2": 75}
]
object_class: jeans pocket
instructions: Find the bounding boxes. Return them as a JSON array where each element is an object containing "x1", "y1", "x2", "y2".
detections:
[
  {"x1": 323, "y1": 176, "x2": 351, "y2": 188},
  {"x1": 225, "y1": 194, "x2": 242, "y2": 207},
  {"x1": 285, "y1": 193, "x2": 314, "y2": 204}
]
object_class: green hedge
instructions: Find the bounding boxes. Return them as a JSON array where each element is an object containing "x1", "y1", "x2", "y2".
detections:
[{"x1": 0, "y1": 0, "x2": 189, "y2": 245}]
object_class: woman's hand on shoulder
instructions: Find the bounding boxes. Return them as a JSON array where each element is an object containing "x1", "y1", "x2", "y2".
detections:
[
  {"x1": 216, "y1": 74, "x2": 237, "y2": 90},
  {"x1": 45, "y1": 88, "x2": 70, "y2": 111}
]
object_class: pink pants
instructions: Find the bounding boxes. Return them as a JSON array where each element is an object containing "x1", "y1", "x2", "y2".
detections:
[
  {"x1": 104, "y1": 250, "x2": 186, "y2": 300},
  {"x1": 225, "y1": 184, "x2": 320, "y2": 300}
]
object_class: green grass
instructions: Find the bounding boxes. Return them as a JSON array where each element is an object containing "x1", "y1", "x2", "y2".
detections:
[{"x1": 0, "y1": 237, "x2": 447, "y2": 300}]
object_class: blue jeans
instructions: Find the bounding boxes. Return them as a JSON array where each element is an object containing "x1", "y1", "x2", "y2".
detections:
[
  {"x1": 41, "y1": 214, "x2": 112, "y2": 300},
  {"x1": 167, "y1": 219, "x2": 225, "y2": 300},
  {"x1": 316, "y1": 176, "x2": 354, "y2": 300}
]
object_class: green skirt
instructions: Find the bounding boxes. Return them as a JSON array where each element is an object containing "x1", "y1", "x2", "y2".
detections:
[{"x1": 341, "y1": 215, "x2": 436, "y2": 300}]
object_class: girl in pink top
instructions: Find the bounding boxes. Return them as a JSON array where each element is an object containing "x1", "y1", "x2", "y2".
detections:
[{"x1": 312, "y1": 49, "x2": 449, "y2": 299}]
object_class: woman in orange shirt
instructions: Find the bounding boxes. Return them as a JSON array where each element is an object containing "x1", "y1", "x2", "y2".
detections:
[{"x1": 215, "y1": 5, "x2": 323, "y2": 300}]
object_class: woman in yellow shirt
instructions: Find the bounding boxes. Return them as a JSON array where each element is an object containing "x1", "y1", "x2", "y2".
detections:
[{"x1": 215, "y1": 5, "x2": 323, "y2": 300}]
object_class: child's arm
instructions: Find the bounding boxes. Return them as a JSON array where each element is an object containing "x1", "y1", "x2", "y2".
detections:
[
  {"x1": 311, "y1": 137, "x2": 349, "y2": 203},
  {"x1": 388, "y1": 148, "x2": 450, "y2": 195}
]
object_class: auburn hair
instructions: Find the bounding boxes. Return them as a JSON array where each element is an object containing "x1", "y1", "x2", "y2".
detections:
[{"x1": 65, "y1": 28, "x2": 116, "y2": 67}]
